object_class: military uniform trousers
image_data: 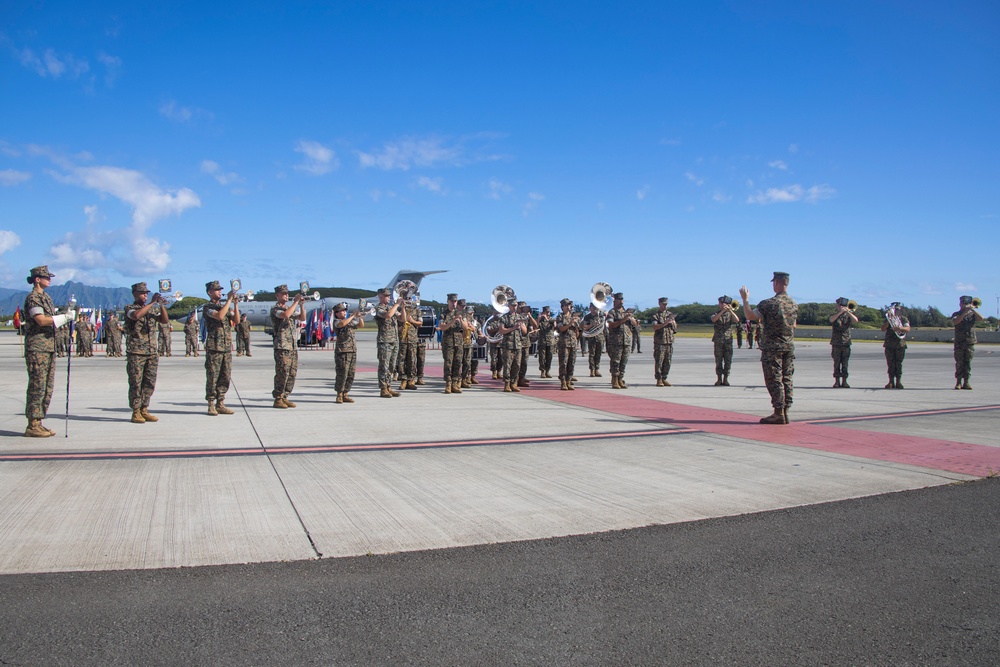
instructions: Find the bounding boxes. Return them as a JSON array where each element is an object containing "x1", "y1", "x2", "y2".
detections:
[
  {"x1": 127, "y1": 353, "x2": 159, "y2": 410},
  {"x1": 884, "y1": 347, "x2": 905, "y2": 380},
  {"x1": 608, "y1": 343, "x2": 629, "y2": 379},
  {"x1": 761, "y1": 349, "x2": 794, "y2": 410},
  {"x1": 441, "y1": 340, "x2": 462, "y2": 382},
  {"x1": 185, "y1": 334, "x2": 198, "y2": 356},
  {"x1": 587, "y1": 336, "x2": 605, "y2": 372},
  {"x1": 336, "y1": 351, "x2": 356, "y2": 394},
  {"x1": 653, "y1": 342, "x2": 673, "y2": 381},
  {"x1": 537, "y1": 340, "x2": 553, "y2": 373},
  {"x1": 831, "y1": 345, "x2": 851, "y2": 380},
  {"x1": 378, "y1": 342, "x2": 400, "y2": 386},
  {"x1": 158, "y1": 332, "x2": 171, "y2": 356},
  {"x1": 416, "y1": 341, "x2": 426, "y2": 378},
  {"x1": 461, "y1": 342, "x2": 473, "y2": 380},
  {"x1": 272, "y1": 348, "x2": 298, "y2": 399},
  {"x1": 400, "y1": 342, "x2": 418, "y2": 381},
  {"x1": 557, "y1": 342, "x2": 577, "y2": 382},
  {"x1": 205, "y1": 351, "x2": 232, "y2": 402},
  {"x1": 714, "y1": 339, "x2": 734, "y2": 376},
  {"x1": 954, "y1": 343, "x2": 974, "y2": 382},
  {"x1": 25, "y1": 351, "x2": 56, "y2": 420},
  {"x1": 503, "y1": 347, "x2": 524, "y2": 382}
]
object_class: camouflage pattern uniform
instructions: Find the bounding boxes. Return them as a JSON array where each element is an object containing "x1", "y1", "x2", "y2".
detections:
[
  {"x1": 439, "y1": 303, "x2": 465, "y2": 389},
  {"x1": 555, "y1": 306, "x2": 579, "y2": 388},
  {"x1": 630, "y1": 318, "x2": 642, "y2": 353},
  {"x1": 125, "y1": 299, "x2": 162, "y2": 412},
  {"x1": 184, "y1": 316, "x2": 199, "y2": 356},
  {"x1": 756, "y1": 292, "x2": 797, "y2": 411},
  {"x1": 105, "y1": 315, "x2": 123, "y2": 357},
  {"x1": 399, "y1": 302, "x2": 420, "y2": 387},
  {"x1": 157, "y1": 320, "x2": 172, "y2": 357},
  {"x1": 651, "y1": 306, "x2": 677, "y2": 384},
  {"x1": 882, "y1": 317, "x2": 908, "y2": 386},
  {"x1": 76, "y1": 318, "x2": 94, "y2": 357},
  {"x1": 55, "y1": 319, "x2": 69, "y2": 357},
  {"x1": 830, "y1": 312, "x2": 853, "y2": 384},
  {"x1": 203, "y1": 293, "x2": 236, "y2": 405},
  {"x1": 712, "y1": 306, "x2": 739, "y2": 382},
  {"x1": 499, "y1": 310, "x2": 523, "y2": 388},
  {"x1": 236, "y1": 315, "x2": 252, "y2": 357},
  {"x1": 581, "y1": 310, "x2": 606, "y2": 376},
  {"x1": 23, "y1": 288, "x2": 58, "y2": 423},
  {"x1": 270, "y1": 301, "x2": 299, "y2": 404},
  {"x1": 536, "y1": 309, "x2": 556, "y2": 377},
  {"x1": 334, "y1": 307, "x2": 361, "y2": 397},
  {"x1": 606, "y1": 303, "x2": 631, "y2": 385},
  {"x1": 460, "y1": 310, "x2": 475, "y2": 386},
  {"x1": 952, "y1": 308, "x2": 977, "y2": 386},
  {"x1": 375, "y1": 300, "x2": 400, "y2": 389}
]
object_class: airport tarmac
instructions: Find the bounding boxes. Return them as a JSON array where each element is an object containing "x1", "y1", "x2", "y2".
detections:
[{"x1": 1, "y1": 332, "x2": 997, "y2": 575}]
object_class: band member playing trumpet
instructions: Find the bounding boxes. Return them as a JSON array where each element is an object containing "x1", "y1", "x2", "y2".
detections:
[
  {"x1": 517, "y1": 302, "x2": 535, "y2": 388},
  {"x1": 399, "y1": 297, "x2": 422, "y2": 391},
  {"x1": 203, "y1": 280, "x2": 240, "y2": 415},
  {"x1": 829, "y1": 298, "x2": 858, "y2": 388},
  {"x1": 880, "y1": 303, "x2": 910, "y2": 389},
  {"x1": 740, "y1": 272, "x2": 797, "y2": 425},
  {"x1": 711, "y1": 296, "x2": 739, "y2": 386},
  {"x1": 556, "y1": 298, "x2": 580, "y2": 390},
  {"x1": 333, "y1": 301, "x2": 364, "y2": 403},
  {"x1": 124, "y1": 282, "x2": 170, "y2": 424},
  {"x1": 581, "y1": 303, "x2": 606, "y2": 377},
  {"x1": 437, "y1": 293, "x2": 468, "y2": 394},
  {"x1": 606, "y1": 292, "x2": 636, "y2": 388},
  {"x1": 536, "y1": 305, "x2": 556, "y2": 378},
  {"x1": 952, "y1": 296, "x2": 984, "y2": 390},
  {"x1": 270, "y1": 285, "x2": 306, "y2": 409},
  {"x1": 651, "y1": 297, "x2": 677, "y2": 386},
  {"x1": 458, "y1": 299, "x2": 475, "y2": 388},
  {"x1": 375, "y1": 287, "x2": 403, "y2": 398},
  {"x1": 498, "y1": 300, "x2": 528, "y2": 392}
]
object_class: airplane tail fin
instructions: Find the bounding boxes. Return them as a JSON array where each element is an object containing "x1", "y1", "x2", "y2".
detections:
[{"x1": 384, "y1": 270, "x2": 447, "y2": 294}]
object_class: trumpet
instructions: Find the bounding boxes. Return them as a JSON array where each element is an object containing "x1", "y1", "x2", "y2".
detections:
[
  {"x1": 971, "y1": 297, "x2": 982, "y2": 309},
  {"x1": 156, "y1": 279, "x2": 183, "y2": 305},
  {"x1": 357, "y1": 299, "x2": 376, "y2": 316},
  {"x1": 836, "y1": 297, "x2": 857, "y2": 312}
]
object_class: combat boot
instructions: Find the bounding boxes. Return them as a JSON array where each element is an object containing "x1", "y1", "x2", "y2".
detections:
[
  {"x1": 416, "y1": 377, "x2": 425, "y2": 385},
  {"x1": 560, "y1": 380, "x2": 568, "y2": 390},
  {"x1": 342, "y1": 393, "x2": 355, "y2": 403},
  {"x1": 140, "y1": 408, "x2": 158, "y2": 422},
  {"x1": 41, "y1": 423, "x2": 56, "y2": 435},
  {"x1": 963, "y1": 380, "x2": 972, "y2": 390},
  {"x1": 207, "y1": 401, "x2": 218, "y2": 416},
  {"x1": 721, "y1": 375, "x2": 730, "y2": 387},
  {"x1": 841, "y1": 380, "x2": 850, "y2": 388},
  {"x1": 25, "y1": 419, "x2": 52, "y2": 437},
  {"x1": 783, "y1": 407, "x2": 790, "y2": 424},
  {"x1": 714, "y1": 375, "x2": 723, "y2": 386},
  {"x1": 399, "y1": 381, "x2": 408, "y2": 393},
  {"x1": 382, "y1": 384, "x2": 395, "y2": 398},
  {"x1": 954, "y1": 381, "x2": 962, "y2": 390},
  {"x1": 504, "y1": 381, "x2": 512, "y2": 392},
  {"x1": 452, "y1": 381, "x2": 462, "y2": 394},
  {"x1": 388, "y1": 385, "x2": 401, "y2": 397},
  {"x1": 759, "y1": 409, "x2": 785, "y2": 425},
  {"x1": 833, "y1": 378, "x2": 842, "y2": 388},
  {"x1": 884, "y1": 379, "x2": 895, "y2": 389},
  {"x1": 517, "y1": 378, "x2": 529, "y2": 388},
  {"x1": 470, "y1": 375, "x2": 479, "y2": 385},
  {"x1": 618, "y1": 378, "x2": 628, "y2": 389},
  {"x1": 131, "y1": 409, "x2": 146, "y2": 424},
  {"x1": 273, "y1": 398, "x2": 289, "y2": 409},
  {"x1": 895, "y1": 378, "x2": 904, "y2": 389},
  {"x1": 283, "y1": 399, "x2": 297, "y2": 408},
  {"x1": 589, "y1": 370, "x2": 596, "y2": 377},
  {"x1": 611, "y1": 376, "x2": 621, "y2": 389},
  {"x1": 510, "y1": 381, "x2": 520, "y2": 393},
  {"x1": 406, "y1": 380, "x2": 418, "y2": 390},
  {"x1": 461, "y1": 379, "x2": 471, "y2": 388},
  {"x1": 594, "y1": 370, "x2": 602, "y2": 377},
  {"x1": 656, "y1": 379, "x2": 664, "y2": 387},
  {"x1": 663, "y1": 380, "x2": 672, "y2": 387},
  {"x1": 335, "y1": 393, "x2": 344, "y2": 404},
  {"x1": 566, "y1": 380, "x2": 574, "y2": 391},
  {"x1": 216, "y1": 401, "x2": 235, "y2": 415}
]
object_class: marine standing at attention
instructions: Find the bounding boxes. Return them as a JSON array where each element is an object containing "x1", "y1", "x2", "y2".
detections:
[
  {"x1": 203, "y1": 280, "x2": 240, "y2": 415},
  {"x1": 124, "y1": 281, "x2": 170, "y2": 424},
  {"x1": 184, "y1": 311, "x2": 199, "y2": 357},
  {"x1": 105, "y1": 311, "x2": 123, "y2": 357},
  {"x1": 829, "y1": 298, "x2": 858, "y2": 388},
  {"x1": 740, "y1": 272, "x2": 797, "y2": 424},
  {"x1": 651, "y1": 297, "x2": 677, "y2": 387},
  {"x1": 437, "y1": 293, "x2": 467, "y2": 394},
  {"x1": 270, "y1": 284, "x2": 306, "y2": 409},
  {"x1": 22, "y1": 266, "x2": 75, "y2": 438},
  {"x1": 710, "y1": 296, "x2": 739, "y2": 386},
  {"x1": 536, "y1": 305, "x2": 556, "y2": 378},
  {"x1": 951, "y1": 296, "x2": 983, "y2": 390},
  {"x1": 375, "y1": 287, "x2": 403, "y2": 398},
  {"x1": 399, "y1": 297, "x2": 422, "y2": 391},
  {"x1": 555, "y1": 298, "x2": 580, "y2": 391},
  {"x1": 606, "y1": 292, "x2": 636, "y2": 389},
  {"x1": 236, "y1": 313, "x2": 252, "y2": 357},
  {"x1": 333, "y1": 302, "x2": 364, "y2": 403}
]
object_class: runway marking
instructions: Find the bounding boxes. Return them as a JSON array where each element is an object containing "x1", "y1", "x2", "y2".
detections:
[
  {"x1": 0, "y1": 426, "x2": 699, "y2": 462},
  {"x1": 517, "y1": 383, "x2": 1000, "y2": 477},
  {"x1": 802, "y1": 404, "x2": 1000, "y2": 424}
]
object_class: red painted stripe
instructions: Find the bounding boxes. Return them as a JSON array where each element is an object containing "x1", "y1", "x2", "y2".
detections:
[
  {"x1": 804, "y1": 404, "x2": 1000, "y2": 424},
  {"x1": 516, "y1": 383, "x2": 1000, "y2": 477}
]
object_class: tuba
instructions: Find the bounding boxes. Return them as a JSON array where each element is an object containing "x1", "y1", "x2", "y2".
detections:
[
  {"x1": 884, "y1": 303, "x2": 907, "y2": 339},
  {"x1": 394, "y1": 279, "x2": 418, "y2": 301},
  {"x1": 582, "y1": 282, "x2": 612, "y2": 338},
  {"x1": 482, "y1": 285, "x2": 517, "y2": 344}
]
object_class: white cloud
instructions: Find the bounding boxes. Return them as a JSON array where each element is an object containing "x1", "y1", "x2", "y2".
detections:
[
  {"x1": 159, "y1": 99, "x2": 213, "y2": 123},
  {"x1": 201, "y1": 159, "x2": 241, "y2": 186},
  {"x1": 0, "y1": 230, "x2": 21, "y2": 255},
  {"x1": 0, "y1": 169, "x2": 31, "y2": 186},
  {"x1": 788, "y1": 144, "x2": 799, "y2": 154},
  {"x1": 712, "y1": 191, "x2": 731, "y2": 203},
  {"x1": 636, "y1": 185, "x2": 650, "y2": 200},
  {"x1": 747, "y1": 184, "x2": 836, "y2": 204},
  {"x1": 487, "y1": 178, "x2": 512, "y2": 200},
  {"x1": 523, "y1": 192, "x2": 544, "y2": 216},
  {"x1": 15, "y1": 47, "x2": 90, "y2": 79},
  {"x1": 357, "y1": 136, "x2": 472, "y2": 171},
  {"x1": 768, "y1": 160, "x2": 788, "y2": 170},
  {"x1": 684, "y1": 171, "x2": 704, "y2": 186},
  {"x1": 97, "y1": 52, "x2": 122, "y2": 87},
  {"x1": 955, "y1": 282, "x2": 977, "y2": 292},
  {"x1": 294, "y1": 140, "x2": 338, "y2": 175},
  {"x1": 415, "y1": 176, "x2": 444, "y2": 193}
]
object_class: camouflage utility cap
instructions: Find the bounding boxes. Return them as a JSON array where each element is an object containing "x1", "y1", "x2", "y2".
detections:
[
  {"x1": 28, "y1": 265, "x2": 55, "y2": 283},
  {"x1": 772, "y1": 271, "x2": 790, "y2": 282},
  {"x1": 274, "y1": 284, "x2": 289, "y2": 294},
  {"x1": 658, "y1": 297, "x2": 669, "y2": 305},
  {"x1": 560, "y1": 298, "x2": 572, "y2": 306},
  {"x1": 333, "y1": 302, "x2": 347, "y2": 313},
  {"x1": 132, "y1": 282, "x2": 150, "y2": 293},
  {"x1": 447, "y1": 293, "x2": 458, "y2": 301},
  {"x1": 377, "y1": 288, "x2": 391, "y2": 297},
  {"x1": 612, "y1": 292, "x2": 624, "y2": 300},
  {"x1": 206, "y1": 280, "x2": 223, "y2": 292}
]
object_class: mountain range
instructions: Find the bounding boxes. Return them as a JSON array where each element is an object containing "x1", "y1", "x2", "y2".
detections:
[{"x1": 1, "y1": 282, "x2": 134, "y2": 316}]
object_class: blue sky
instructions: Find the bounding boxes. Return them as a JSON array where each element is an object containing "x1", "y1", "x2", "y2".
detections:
[{"x1": 1, "y1": 1, "x2": 997, "y2": 314}]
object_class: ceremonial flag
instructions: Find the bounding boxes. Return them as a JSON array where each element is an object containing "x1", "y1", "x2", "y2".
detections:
[
  {"x1": 315, "y1": 309, "x2": 324, "y2": 341},
  {"x1": 13, "y1": 306, "x2": 21, "y2": 329}
]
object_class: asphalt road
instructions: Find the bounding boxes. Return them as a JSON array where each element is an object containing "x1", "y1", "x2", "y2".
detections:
[{"x1": 2, "y1": 478, "x2": 997, "y2": 666}]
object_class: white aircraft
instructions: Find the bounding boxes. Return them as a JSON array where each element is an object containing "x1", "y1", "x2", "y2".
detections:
[{"x1": 236, "y1": 269, "x2": 446, "y2": 328}]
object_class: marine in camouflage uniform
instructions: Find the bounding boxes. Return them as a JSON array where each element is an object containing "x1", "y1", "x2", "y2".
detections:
[
  {"x1": 22, "y1": 266, "x2": 72, "y2": 437},
  {"x1": 184, "y1": 313, "x2": 200, "y2": 356},
  {"x1": 740, "y1": 272, "x2": 797, "y2": 424},
  {"x1": 433, "y1": 294, "x2": 461, "y2": 393},
  {"x1": 55, "y1": 317, "x2": 69, "y2": 357},
  {"x1": 952, "y1": 296, "x2": 983, "y2": 390},
  {"x1": 555, "y1": 299, "x2": 580, "y2": 390},
  {"x1": 829, "y1": 299, "x2": 858, "y2": 388},
  {"x1": 629, "y1": 317, "x2": 642, "y2": 354},
  {"x1": 581, "y1": 304, "x2": 606, "y2": 377},
  {"x1": 398, "y1": 299, "x2": 421, "y2": 390},
  {"x1": 651, "y1": 297, "x2": 677, "y2": 387},
  {"x1": 536, "y1": 306, "x2": 556, "y2": 378},
  {"x1": 880, "y1": 304, "x2": 910, "y2": 389},
  {"x1": 498, "y1": 302, "x2": 527, "y2": 393},
  {"x1": 157, "y1": 319, "x2": 172, "y2": 357},
  {"x1": 606, "y1": 292, "x2": 636, "y2": 389},
  {"x1": 516, "y1": 302, "x2": 534, "y2": 388},
  {"x1": 124, "y1": 282, "x2": 170, "y2": 423},
  {"x1": 76, "y1": 316, "x2": 94, "y2": 357},
  {"x1": 105, "y1": 312, "x2": 123, "y2": 357},
  {"x1": 375, "y1": 287, "x2": 403, "y2": 398},
  {"x1": 457, "y1": 300, "x2": 475, "y2": 388},
  {"x1": 270, "y1": 285, "x2": 305, "y2": 408},
  {"x1": 236, "y1": 314, "x2": 252, "y2": 357},
  {"x1": 203, "y1": 280, "x2": 240, "y2": 415},
  {"x1": 333, "y1": 302, "x2": 364, "y2": 403},
  {"x1": 711, "y1": 296, "x2": 739, "y2": 386}
]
